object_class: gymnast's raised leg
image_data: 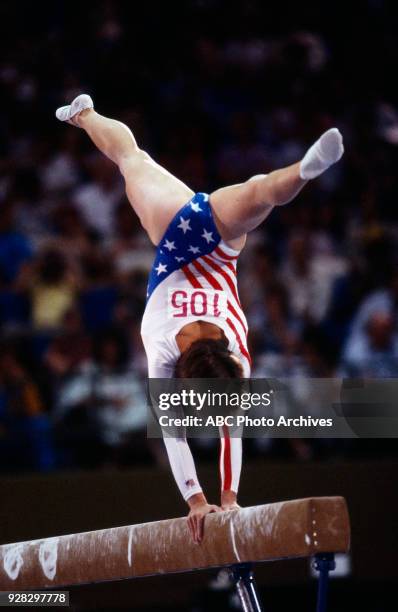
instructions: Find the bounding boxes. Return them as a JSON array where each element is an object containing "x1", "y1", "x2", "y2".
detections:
[
  {"x1": 209, "y1": 128, "x2": 343, "y2": 244},
  {"x1": 56, "y1": 94, "x2": 194, "y2": 246}
]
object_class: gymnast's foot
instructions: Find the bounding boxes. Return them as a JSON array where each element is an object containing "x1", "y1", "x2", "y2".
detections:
[
  {"x1": 300, "y1": 127, "x2": 344, "y2": 179},
  {"x1": 55, "y1": 93, "x2": 94, "y2": 127}
]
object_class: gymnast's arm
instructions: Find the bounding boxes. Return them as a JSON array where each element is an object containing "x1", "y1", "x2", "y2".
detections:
[
  {"x1": 219, "y1": 434, "x2": 242, "y2": 511},
  {"x1": 163, "y1": 436, "x2": 220, "y2": 543},
  {"x1": 147, "y1": 360, "x2": 221, "y2": 542},
  {"x1": 164, "y1": 433, "x2": 242, "y2": 536}
]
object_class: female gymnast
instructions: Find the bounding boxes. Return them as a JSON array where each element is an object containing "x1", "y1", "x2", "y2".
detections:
[{"x1": 56, "y1": 94, "x2": 344, "y2": 542}]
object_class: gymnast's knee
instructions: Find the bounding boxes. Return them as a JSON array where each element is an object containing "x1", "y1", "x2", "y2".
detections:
[
  {"x1": 118, "y1": 148, "x2": 149, "y2": 177},
  {"x1": 247, "y1": 174, "x2": 268, "y2": 183},
  {"x1": 241, "y1": 175, "x2": 272, "y2": 213}
]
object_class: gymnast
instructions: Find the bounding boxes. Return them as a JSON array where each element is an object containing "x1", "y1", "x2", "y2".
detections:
[{"x1": 56, "y1": 94, "x2": 344, "y2": 542}]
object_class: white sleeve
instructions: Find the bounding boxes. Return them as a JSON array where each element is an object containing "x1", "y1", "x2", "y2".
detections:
[
  {"x1": 147, "y1": 361, "x2": 174, "y2": 378},
  {"x1": 143, "y1": 333, "x2": 176, "y2": 379},
  {"x1": 163, "y1": 436, "x2": 203, "y2": 501},
  {"x1": 143, "y1": 336, "x2": 203, "y2": 502}
]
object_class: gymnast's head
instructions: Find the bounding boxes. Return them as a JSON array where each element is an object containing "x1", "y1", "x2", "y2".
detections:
[{"x1": 174, "y1": 337, "x2": 243, "y2": 378}]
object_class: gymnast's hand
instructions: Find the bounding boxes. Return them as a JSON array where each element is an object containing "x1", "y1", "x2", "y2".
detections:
[{"x1": 187, "y1": 493, "x2": 221, "y2": 543}]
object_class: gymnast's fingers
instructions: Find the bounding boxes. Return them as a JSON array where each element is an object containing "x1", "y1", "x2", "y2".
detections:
[
  {"x1": 198, "y1": 505, "x2": 220, "y2": 541},
  {"x1": 195, "y1": 514, "x2": 204, "y2": 542},
  {"x1": 194, "y1": 516, "x2": 201, "y2": 543},
  {"x1": 190, "y1": 514, "x2": 201, "y2": 543},
  {"x1": 187, "y1": 516, "x2": 196, "y2": 542}
]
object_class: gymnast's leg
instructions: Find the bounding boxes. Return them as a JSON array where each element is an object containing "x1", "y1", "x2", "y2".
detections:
[
  {"x1": 210, "y1": 128, "x2": 344, "y2": 242},
  {"x1": 56, "y1": 95, "x2": 194, "y2": 245}
]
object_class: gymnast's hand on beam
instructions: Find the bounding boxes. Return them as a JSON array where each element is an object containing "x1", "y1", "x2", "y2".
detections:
[
  {"x1": 187, "y1": 493, "x2": 221, "y2": 543},
  {"x1": 221, "y1": 489, "x2": 240, "y2": 512}
]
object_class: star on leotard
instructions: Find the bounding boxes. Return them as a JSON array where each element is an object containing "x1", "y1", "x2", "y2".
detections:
[
  {"x1": 155, "y1": 262, "x2": 167, "y2": 275},
  {"x1": 163, "y1": 239, "x2": 177, "y2": 251},
  {"x1": 177, "y1": 216, "x2": 192, "y2": 234},
  {"x1": 175, "y1": 256, "x2": 185, "y2": 262},
  {"x1": 190, "y1": 202, "x2": 202, "y2": 213},
  {"x1": 201, "y1": 229, "x2": 214, "y2": 243},
  {"x1": 188, "y1": 245, "x2": 200, "y2": 254}
]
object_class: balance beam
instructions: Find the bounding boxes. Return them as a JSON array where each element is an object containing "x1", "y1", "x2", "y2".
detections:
[{"x1": 0, "y1": 497, "x2": 350, "y2": 591}]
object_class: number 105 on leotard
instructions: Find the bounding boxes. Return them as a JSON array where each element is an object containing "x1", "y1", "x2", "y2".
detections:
[{"x1": 167, "y1": 288, "x2": 227, "y2": 319}]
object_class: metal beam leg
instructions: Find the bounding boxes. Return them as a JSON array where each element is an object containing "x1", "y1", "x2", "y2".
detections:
[
  {"x1": 313, "y1": 553, "x2": 335, "y2": 612},
  {"x1": 230, "y1": 563, "x2": 263, "y2": 612}
]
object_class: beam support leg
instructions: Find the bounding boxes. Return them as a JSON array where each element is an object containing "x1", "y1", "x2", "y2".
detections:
[
  {"x1": 313, "y1": 553, "x2": 335, "y2": 612},
  {"x1": 230, "y1": 563, "x2": 263, "y2": 612}
]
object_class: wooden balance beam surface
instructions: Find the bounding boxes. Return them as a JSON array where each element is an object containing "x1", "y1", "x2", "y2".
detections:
[{"x1": 0, "y1": 496, "x2": 350, "y2": 590}]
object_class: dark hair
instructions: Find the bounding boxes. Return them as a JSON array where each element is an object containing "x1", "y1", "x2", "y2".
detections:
[{"x1": 174, "y1": 338, "x2": 243, "y2": 378}]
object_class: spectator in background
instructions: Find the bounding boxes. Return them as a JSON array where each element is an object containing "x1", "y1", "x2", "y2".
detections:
[
  {"x1": 280, "y1": 231, "x2": 347, "y2": 323},
  {"x1": 79, "y1": 250, "x2": 118, "y2": 332},
  {"x1": 158, "y1": 124, "x2": 208, "y2": 193},
  {"x1": 240, "y1": 244, "x2": 279, "y2": 314},
  {"x1": 90, "y1": 330, "x2": 148, "y2": 463},
  {"x1": 11, "y1": 167, "x2": 51, "y2": 245},
  {"x1": 0, "y1": 344, "x2": 55, "y2": 471},
  {"x1": 106, "y1": 200, "x2": 153, "y2": 280},
  {"x1": 249, "y1": 281, "x2": 299, "y2": 358},
  {"x1": 215, "y1": 112, "x2": 268, "y2": 184},
  {"x1": 41, "y1": 130, "x2": 81, "y2": 193},
  {"x1": 0, "y1": 267, "x2": 30, "y2": 330},
  {"x1": 342, "y1": 311, "x2": 398, "y2": 377},
  {"x1": 53, "y1": 329, "x2": 149, "y2": 468},
  {"x1": 344, "y1": 268, "x2": 398, "y2": 349},
  {"x1": 49, "y1": 203, "x2": 94, "y2": 263},
  {"x1": 289, "y1": 326, "x2": 345, "y2": 460},
  {"x1": 73, "y1": 155, "x2": 124, "y2": 238},
  {"x1": 323, "y1": 259, "x2": 370, "y2": 354},
  {"x1": 0, "y1": 200, "x2": 33, "y2": 284},
  {"x1": 44, "y1": 307, "x2": 92, "y2": 404},
  {"x1": 16, "y1": 248, "x2": 79, "y2": 331}
]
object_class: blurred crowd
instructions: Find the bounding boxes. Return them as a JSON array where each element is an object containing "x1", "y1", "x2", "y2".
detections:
[{"x1": 1, "y1": 0, "x2": 398, "y2": 473}]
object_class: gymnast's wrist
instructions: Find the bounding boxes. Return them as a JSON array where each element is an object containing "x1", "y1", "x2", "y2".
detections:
[
  {"x1": 221, "y1": 489, "x2": 238, "y2": 506},
  {"x1": 187, "y1": 492, "x2": 207, "y2": 508}
]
